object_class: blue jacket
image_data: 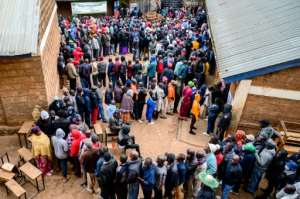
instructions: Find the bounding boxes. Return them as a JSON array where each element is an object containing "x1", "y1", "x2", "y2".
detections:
[
  {"x1": 177, "y1": 162, "x2": 187, "y2": 185},
  {"x1": 141, "y1": 165, "x2": 156, "y2": 191}
]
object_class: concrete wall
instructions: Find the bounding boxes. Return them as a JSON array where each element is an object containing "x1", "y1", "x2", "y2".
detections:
[{"x1": 0, "y1": 57, "x2": 48, "y2": 125}]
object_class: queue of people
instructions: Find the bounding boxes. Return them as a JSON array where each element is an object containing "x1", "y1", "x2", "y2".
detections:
[{"x1": 26, "y1": 4, "x2": 300, "y2": 199}]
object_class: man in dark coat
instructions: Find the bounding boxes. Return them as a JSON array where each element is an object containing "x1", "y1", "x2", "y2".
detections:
[
  {"x1": 97, "y1": 152, "x2": 118, "y2": 199},
  {"x1": 164, "y1": 153, "x2": 179, "y2": 199}
]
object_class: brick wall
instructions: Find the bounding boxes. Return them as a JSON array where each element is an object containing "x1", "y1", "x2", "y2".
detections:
[
  {"x1": 0, "y1": 57, "x2": 48, "y2": 125},
  {"x1": 252, "y1": 66, "x2": 300, "y2": 91},
  {"x1": 38, "y1": 0, "x2": 56, "y2": 44},
  {"x1": 238, "y1": 94, "x2": 300, "y2": 134},
  {"x1": 40, "y1": 12, "x2": 60, "y2": 104}
]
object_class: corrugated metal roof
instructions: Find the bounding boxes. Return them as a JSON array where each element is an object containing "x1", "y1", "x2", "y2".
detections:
[
  {"x1": 207, "y1": 0, "x2": 300, "y2": 82},
  {"x1": 0, "y1": 0, "x2": 40, "y2": 56}
]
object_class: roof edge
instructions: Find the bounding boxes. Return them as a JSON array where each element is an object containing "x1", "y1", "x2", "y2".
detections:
[{"x1": 223, "y1": 58, "x2": 300, "y2": 83}]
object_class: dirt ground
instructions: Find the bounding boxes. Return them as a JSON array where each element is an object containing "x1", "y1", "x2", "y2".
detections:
[{"x1": 0, "y1": 115, "x2": 256, "y2": 199}]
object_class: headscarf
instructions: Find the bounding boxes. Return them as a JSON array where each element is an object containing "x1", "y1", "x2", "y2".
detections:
[
  {"x1": 235, "y1": 130, "x2": 246, "y2": 150},
  {"x1": 188, "y1": 81, "x2": 194, "y2": 87}
]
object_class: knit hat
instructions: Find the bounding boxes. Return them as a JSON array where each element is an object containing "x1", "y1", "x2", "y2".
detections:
[
  {"x1": 208, "y1": 143, "x2": 220, "y2": 153},
  {"x1": 198, "y1": 171, "x2": 219, "y2": 189},
  {"x1": 40, "y1": 110, "x2": 49, "y2": 120},
  {"x1": 188, "y1": 81, "x2": 194, "y2": 87},
  {"x1": 242, "y1": 143, "x2": 256, "y2": 153}
]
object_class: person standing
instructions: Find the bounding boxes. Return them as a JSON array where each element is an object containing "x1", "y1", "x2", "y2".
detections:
[
  {"x1": 120, "y1": 90, "x2": 134, "y2": 123},
  {"x1": 79, "y1": 59, "x2": 92, "y2": 89},
  {"x1": 154, "y1": 155, "x2": 167, "y2": 199},
  {"x1": 91, "y1": 58, "x2": 99, "y2": 86},
  {"x1": 139, "y1": 157, "x2": 156, "y2": 199},
  {"x1": 190, "y1": 93, "x2": 201, "y2": 135},
  {"x1": 97, "y1": 57, "x2": 107, "y2": 87},
  {"x1": 179, "y1": 81, "x2": 194, "y2": 119},
  {"x1": 221, "y1": 155, "x2": 243, "y2": 199},
  {"x1": 127, "y1": 151, "x2": 142, "y2": 199},
  {"x1": 52, "y1": 128, "x2": 69, "y2": 182},
  {"x1": 164, "y1": 153, "x2": 179, "y2": 199},
  {"x1": 115, "y1": 154, "x2": 128, "y2": 199},
  {"x1": 216, "y1": 104, "x2": 232, "y2": 140},
  {"x1": 97, "y1": 152, "x2": 118, "y2": 199},
  {"x1": 65, "y1": 59, "x2": 78, "y2": 91},
  {"x1": 246, "y1": 139, "x2": 276, "y2": 195}
]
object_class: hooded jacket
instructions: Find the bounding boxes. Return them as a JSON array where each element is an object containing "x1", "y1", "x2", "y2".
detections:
[
  {"x1": 70, "y1": 129, "x2": 85, "y2": 157},
  {"x1": 191, "y1": 94, "x2": 201, "y2": 120},
  {"x1": 52, "y1": 128, "x2": 68, "y2": 159},
  {"x1": 255, "y1": 145, "x2": 276, "y2": 171}
]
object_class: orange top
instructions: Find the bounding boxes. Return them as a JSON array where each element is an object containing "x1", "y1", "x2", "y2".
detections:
[{"x1": 168, "y1": 83, "x2": 175, "y2": 100}]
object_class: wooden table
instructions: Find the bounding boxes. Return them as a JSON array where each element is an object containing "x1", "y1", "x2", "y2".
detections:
[
  {"x1": 5, "y1": 179, "x2": 27, "y2": 199},
  {"x1": 17, "y1": 121, "x2": 34, "y2": 148},
  {"x1": 94, "y1": 122, "x2": 104, "y2": 143},
  {"x1": 18, "y1": 148, "x2": 34, "y2": 164},
  {"x1": 19, "y1": 162, "x2": 45, "y2": 193}
]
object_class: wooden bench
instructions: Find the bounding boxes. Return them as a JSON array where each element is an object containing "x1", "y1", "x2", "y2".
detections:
[
  {"x1": 17, "y1": 121, "x2": 34, "y2": 148},
  {"x1": 0, "y1": 169, "x2": 15, "y2": 183},
  {"x1": 5, "y1": 179, "x2": 27, "y2": 199},
  {"x1": 17, "y1": 148, "x2": 34, "y2": 166},
  {"x1": 19, "y1": 162, "x2": 45, "y2": 195},
  {"x1": 105, "y1": 128, "x2": 118, "y2": 147}
]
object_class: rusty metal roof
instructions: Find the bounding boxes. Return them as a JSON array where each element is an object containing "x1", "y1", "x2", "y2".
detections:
[
  {"x1": 0, "y1": 0, "x2": 40, "y2": 56},
  {"x1": 207, "y1": 0, "x2": 300, "y2": 82}
]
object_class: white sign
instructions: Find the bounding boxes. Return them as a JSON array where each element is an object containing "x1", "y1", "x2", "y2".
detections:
[{"x1": 72, "y1": 1, "x2": 107, "y2": 15}]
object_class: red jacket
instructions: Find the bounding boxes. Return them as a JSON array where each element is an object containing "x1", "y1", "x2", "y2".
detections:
[
  {"x1": 73, "y1": 47, "x2": 84, "y2": 65},
  {"x1": 70, "y1": 129, "x2": 85, "y2": 157}
]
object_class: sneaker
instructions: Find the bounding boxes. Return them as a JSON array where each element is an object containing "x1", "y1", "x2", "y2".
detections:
[
  {"x1": 63, "y1": 177, "x2": 70, "y2": 183},
  {"x1": 138, "y1": 120, "x2": 143, "y2": 123},
  {"x1": 202, "y1": 132, "x2": 209, "y2": 136},
  {"x1": 149, "y1": 122, "x2": 155, "y2": 125},
  {"x1": 189, "y1": 131, "x2": 196, "y2": 135},
  {"x1": 160, "y1": 116, "x2": 167, "y2": 119}
]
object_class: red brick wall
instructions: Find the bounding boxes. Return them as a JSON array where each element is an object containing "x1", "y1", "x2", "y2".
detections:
[
  {"x1": 238, "y1": 94, "x2": 300, "y2": 134},
  {"x1": 252, "y1": 66, "x2": 300, "y2": 91},
  {"x1": 40, "y1": 12, "x2": 60, "y2": 104},
  {"x1": 0, "y1": 57, "x2": 48, "y2": 125}
]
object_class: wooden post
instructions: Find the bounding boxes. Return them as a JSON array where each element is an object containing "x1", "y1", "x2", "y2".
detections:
[{"x1": 227, "y1": 80, "x2": 252, "y2": 134}]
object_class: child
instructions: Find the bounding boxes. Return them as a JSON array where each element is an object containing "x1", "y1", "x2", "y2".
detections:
[
  {"x1": 146, "y1": 91, "x2": 156, "y2": 124},
  {"x1": 167, "y1": 80, "x2": 176, "y2": 114}
]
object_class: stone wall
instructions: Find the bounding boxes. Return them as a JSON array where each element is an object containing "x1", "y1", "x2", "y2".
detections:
[
  {"x1": 0, "y1": 57, "x2": 48, "y2": 125},
  {"x1": 40, "y1": 12, "x2": 60, "y2": 104}
]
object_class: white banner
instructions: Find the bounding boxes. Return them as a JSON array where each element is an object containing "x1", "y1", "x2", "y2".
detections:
[{"x1": 71, "y1": 1, "x2": 107, "y2": 15}]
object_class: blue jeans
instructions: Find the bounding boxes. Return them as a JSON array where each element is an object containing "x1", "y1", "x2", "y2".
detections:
[
  {"x1": 247, "y1": 165, "x2": 264, "y2": 193},
  {"x1": 207, "y1": 115, "x2": 217, "y2": 134},
  {"x1": 59, "y1": 158, "x2": 68, "y2": 178},
  {"x1": 221, "y1": 184, "x2": 234, "y2": 199},
  {"x1": 128, "y1": 182, "x2": 139, "y2": 199},
  {"x1": 98, "y1": 102, "x2": 106, "y2": 122}
]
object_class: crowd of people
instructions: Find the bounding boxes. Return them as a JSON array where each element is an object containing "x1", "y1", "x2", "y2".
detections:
[{"x1": 27, "y1": 4, "x2": 300, "y2": 199}]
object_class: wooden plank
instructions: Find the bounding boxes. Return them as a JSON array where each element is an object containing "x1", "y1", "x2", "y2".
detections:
[
  {"x1": 0, "y1": 169, "x2": 15, "y2": 182},
  {"x1": 5, "y1": 179, "x2": 26, "y2": 197},
  {"x1": 284, "y1": 145, "x2": 300, "y2": 154},
  {"x1": 249, "y1": 85, "x2": 300, "y2": 101},
  {"x1": 18, "y1": 121, "x2": 34, "y2": 135},
  {"x1": 20, "y1": 162, "x2": 42, "y2": 180},
  {"x1": 1, "y1": 162, "x2": 14, "y2": 172},
  {"x1": 94, "y1": 122, "x2": 103, "y2": 135},
  {"x1": 228, "y1": 80, "x2": 252, "y2": 133}
]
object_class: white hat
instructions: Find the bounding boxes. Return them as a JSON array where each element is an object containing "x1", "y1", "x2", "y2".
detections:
[
  {"x1": 40, "y1": 110, "x2": 49, "y2": 120},
  {"x1": 208, "y1": 144, "x2": 220, "y2": 153},
  {"x1": 246, "y1": 134, "x2": 255, "y2": 142}
]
